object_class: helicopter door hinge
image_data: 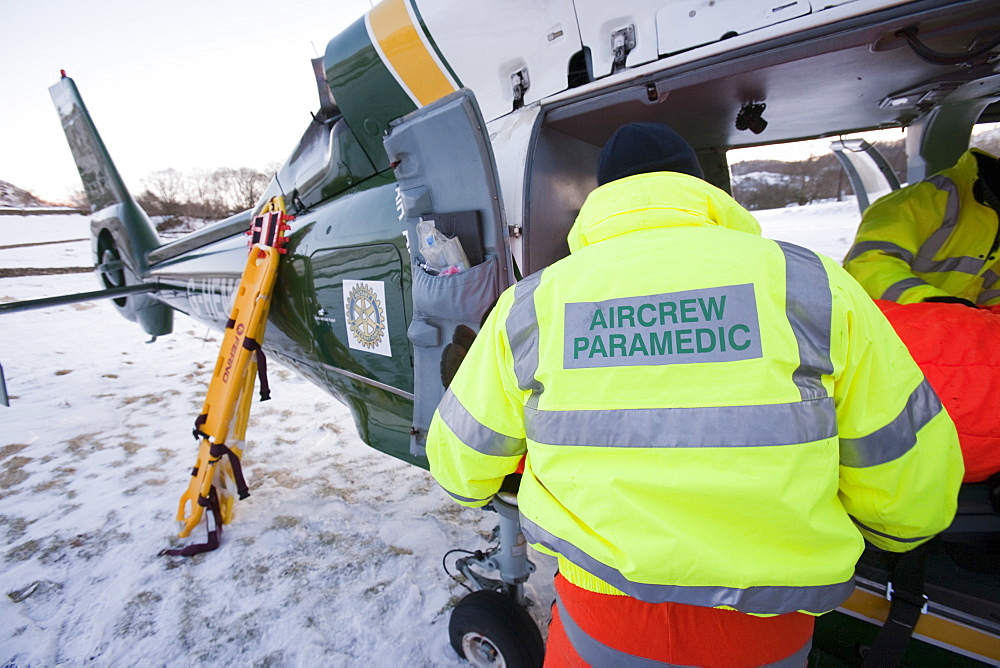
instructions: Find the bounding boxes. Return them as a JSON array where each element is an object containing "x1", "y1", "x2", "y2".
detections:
[
  {"x1": 508, "y1": 224, "x2": 522, "y2": 239},
  {"x1": 511, "y1": 68, "x2": 530, "y2": 110},
  {"x1": 611, "y1": 25, "x2": 636, "y2": 74}
]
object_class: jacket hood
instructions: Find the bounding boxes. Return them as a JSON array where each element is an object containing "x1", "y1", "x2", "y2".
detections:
[{"x1": 567, "y1": 172, "x2": 762, "y2": 253}]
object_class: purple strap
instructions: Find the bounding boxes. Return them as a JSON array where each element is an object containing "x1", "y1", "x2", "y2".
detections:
[
  {"x1": 159, "y1": 486, "x2": 224, "y2": 557},
  {"x1": 210, "y1": 442, "x2": 250, "y2": 500},
  {"x1": 241, "y1": 337, "x2": 271, "y2": 401}
]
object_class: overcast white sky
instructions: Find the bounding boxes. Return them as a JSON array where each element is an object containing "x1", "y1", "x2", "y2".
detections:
[
  {"x1": 5, "y1": 2, "x2": 995, "y2": 205},
  {"x1": 1, "y1": 0, "x2": 373, "y2": 202}
]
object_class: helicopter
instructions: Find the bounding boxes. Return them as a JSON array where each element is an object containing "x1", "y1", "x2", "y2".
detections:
[{"x1": 5, "y1": 0, "x2": 1000, "y2": 664}]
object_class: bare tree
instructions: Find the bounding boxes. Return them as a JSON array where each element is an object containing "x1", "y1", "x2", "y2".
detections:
[
  {"x1": 185, "y1": 167, "x2": 226, "y2": 220},
  {"x1": 63, "y1": 189, "x2": 89, "y2": 212},
  {"x1": 142, "y1": 168, "x2": 186, "y2": 217},
  {"x1": 230, "y1": 167, "x2": 270, "y2": 211},
  {"x1": 135, "y1": 190, "x2": 164, "y2": 215},
  {"x1": 210, "y1": 167, "x2": 239, "y2": 214}
]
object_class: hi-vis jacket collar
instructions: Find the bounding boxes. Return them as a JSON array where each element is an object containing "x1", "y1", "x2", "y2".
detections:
[{"x1": 567, "y1": 172, "x2": 762, "y2": 253}]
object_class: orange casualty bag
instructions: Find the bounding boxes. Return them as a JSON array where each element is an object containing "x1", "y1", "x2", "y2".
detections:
[{"x1": 875, "y1": 300, "x2": 1000, "y2": 482}]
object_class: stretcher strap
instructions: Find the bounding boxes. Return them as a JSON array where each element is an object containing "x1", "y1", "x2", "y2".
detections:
[
  {"x1": 242, "y1": 337, "x2": 271, "y2": 401},
  {"x1": 210, "y1": 441, "x2": 250, "y2": 500},
  {"x1": 193, "y1": 413, "x2": 208, "y2": 440},
  {"x1": 862, "y1": 543, "x2": 929, "y2": 667},
  {"x1": 160, "y1": 486, "x2": 224, "y2": 556}
]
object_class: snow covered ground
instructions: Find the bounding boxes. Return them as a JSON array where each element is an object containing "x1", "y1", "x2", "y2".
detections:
[{"x1": 0, "y1": 200, "x2": 862, "y2": 666}]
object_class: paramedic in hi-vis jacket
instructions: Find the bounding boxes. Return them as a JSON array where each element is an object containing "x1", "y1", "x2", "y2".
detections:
[
  {"x1": 427, "y1": 123, "x2": 964, "y2": 666},
  {"x1": 844, "y1": 148, "x2": 1000, "y2": 307}
]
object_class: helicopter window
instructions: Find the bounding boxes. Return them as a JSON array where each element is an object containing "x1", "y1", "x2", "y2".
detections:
[
  {"x1": 276, "y1": 112, "x2": 376, "y2": 211},
  {"x1": 283, "y1": 115, "x2": 339, "y2": 196}
]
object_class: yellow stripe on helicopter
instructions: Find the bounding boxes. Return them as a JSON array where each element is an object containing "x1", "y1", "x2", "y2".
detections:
[{"x1": 367, "y1": 0, "x2": 457, "y2": 107}]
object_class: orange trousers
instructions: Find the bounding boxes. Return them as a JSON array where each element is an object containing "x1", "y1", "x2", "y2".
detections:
[{"x1": 545, "y1": 573, "x2": 815, "y2": 667}]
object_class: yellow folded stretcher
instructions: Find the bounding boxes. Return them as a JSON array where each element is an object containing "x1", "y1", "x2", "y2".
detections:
[{"x1": 162, "y1": 197, "x2": 291, "y2": 556}]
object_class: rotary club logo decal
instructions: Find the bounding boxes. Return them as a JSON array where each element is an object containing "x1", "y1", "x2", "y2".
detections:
[
  {"x1": 344, "y1": 279, "x2": 391, "y2": 356},
  {"x1": 346, "y1": 283, "x2": 385, "y2": 348}
]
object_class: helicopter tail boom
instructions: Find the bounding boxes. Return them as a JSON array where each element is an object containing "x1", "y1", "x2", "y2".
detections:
[{"x1": 49, "y1": 73, "x2": 172, "y2": 337}]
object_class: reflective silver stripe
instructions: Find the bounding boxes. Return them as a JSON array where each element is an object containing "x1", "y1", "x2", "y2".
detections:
[
  {"x1": 851, "y1": 176, "x2": 985, "y2": 285},
  {"x1": 907, "y1": 175, "x2": 988, "y2": 276},
  {"x1": 506, "y1": 270, "x2": 546, "y2": 409},
  {"x1": 555, "y1": 596, "x2": 685, "y2": 667},
  {"x1": 979, "y1": 270, "x2": 1000, "y2": 303},
  {"x1": 839, "y1": 378, "x2": 942, "y2": 468},
  {"x1": 777, "y1": 242, "x2": 833, "y2": 401},
  {"x1": 843, "y1": 240, "x2": 984, "y2": 275},
  {"x1": 437, "y1": 388, "x2": 525, "y2": 457},
  {"x1": 980, "y1": 289, "x2": 1000, "y2": 304},
  {"x1": 882, "y1": 277, "x2": 928, "y2": 301},
  {"x1": 768, "y1": 639, "x2": 814, "y2": 668},
  {"x1": 844, "y1": 240, "x2": 915, "y2": 265},
  {"x1": 444, "y1": 489, "x2": 491, "y2": 504},
  {"x1": 852, "y1": 517, "x2": 932, "y2": 544},
  {"x1": 920, "y1": 175, "x2": 961, "y2": 260},
  {"x1": 556, "y1": 594, "x2": 814, "y2": 667},
  {"x1": 521, "y1": 513, "x2": 855, "y2": 614},
  {"x1": 911, "y1": 254, "x2": 985, "y2": 275},
  {"x1": 524, "y1": 398, "x2": 836, "y2": 448}
]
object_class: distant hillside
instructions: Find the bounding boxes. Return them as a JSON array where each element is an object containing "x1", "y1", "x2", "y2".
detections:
[
  {"x1": 731, "y1": 138, "x2": 907, "y2": 210},
  {"x1": 730, "y1": 126, "x2": 1000, "y2": 210},
  {"x1": 0, "y1": 180, "x2": 51, "y2": 208}
]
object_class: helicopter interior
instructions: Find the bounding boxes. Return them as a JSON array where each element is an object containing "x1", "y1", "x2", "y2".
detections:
[{"x1": 519, "y1": 0, "x2": 1000, "y2": 276}]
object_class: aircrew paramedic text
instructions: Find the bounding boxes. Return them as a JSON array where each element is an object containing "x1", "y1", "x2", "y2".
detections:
[{"x1": 564, "y1": 284, "x2": 763, "y2": 368}]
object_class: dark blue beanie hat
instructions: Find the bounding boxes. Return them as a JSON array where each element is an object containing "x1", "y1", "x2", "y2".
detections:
[{"x1": 597, "y1": 122, "x2": 704, "y2": 186}]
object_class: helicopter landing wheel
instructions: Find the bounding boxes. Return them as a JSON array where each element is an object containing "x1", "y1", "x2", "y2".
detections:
[{"x1": 448, "y1": 589, "x2": 544, "y2": 668}]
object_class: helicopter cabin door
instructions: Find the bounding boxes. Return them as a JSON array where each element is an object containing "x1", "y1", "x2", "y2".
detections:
[
  {"x1": 383, "y1": 89, "x2": 515, "y2": 458},
  {"x1": 830, "y1": 138, "x2": 901, "y2": 214}
]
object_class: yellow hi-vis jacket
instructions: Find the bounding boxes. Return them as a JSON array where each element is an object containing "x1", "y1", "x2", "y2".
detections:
[
  {"x1": 844, "y1": 148, "x2": 1000, "y2": 306},
  {"x1": 427, "y1": 172, "x2": 964, "y2": 616}
]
